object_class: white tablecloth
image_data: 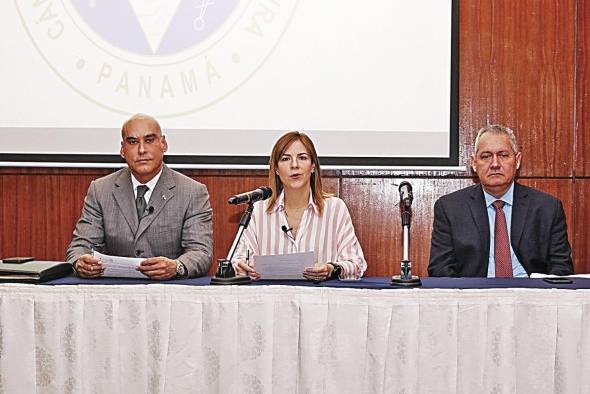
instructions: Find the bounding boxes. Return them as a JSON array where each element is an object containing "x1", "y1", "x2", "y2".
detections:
[{"x1": 0, "y1": 284, "x2": 589, "y2": 393}]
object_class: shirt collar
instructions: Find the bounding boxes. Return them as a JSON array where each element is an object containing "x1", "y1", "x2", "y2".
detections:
[
  {"x1": 273, "y1": 190, "x2": 319, "y2": 214},
  {"x1": 130, "y1": 168, "x2": 163, "y2": 193},
  {"x1": 483, "y1": 181, "x2": 515, "y2": 208}
]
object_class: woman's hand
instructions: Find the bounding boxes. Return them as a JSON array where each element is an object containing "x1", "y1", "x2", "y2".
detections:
[
  {"x1": 236, "y1": 261, "x2": 261, "y2": 280},
  {"x1": 303, "y1": 263, "x2": 334, "y2": 282}
]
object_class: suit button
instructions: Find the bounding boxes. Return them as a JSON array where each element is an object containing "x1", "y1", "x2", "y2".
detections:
[{"x1": 135, "y1": 250, "x2": 142, "y2": 257}]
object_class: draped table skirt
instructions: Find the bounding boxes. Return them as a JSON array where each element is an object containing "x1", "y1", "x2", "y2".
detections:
[{"x1": 1, "y1": 284, "x2": 589, "y2": 393}]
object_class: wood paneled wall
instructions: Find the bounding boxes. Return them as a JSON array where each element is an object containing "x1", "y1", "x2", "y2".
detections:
[{"x1": 1, "y1": 1, "x2": 589, "y2": 276}]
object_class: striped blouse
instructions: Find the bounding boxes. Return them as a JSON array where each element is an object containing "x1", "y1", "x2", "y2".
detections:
[{"x1": 232, "y1": 191, "x2": 367, "y2": 280}]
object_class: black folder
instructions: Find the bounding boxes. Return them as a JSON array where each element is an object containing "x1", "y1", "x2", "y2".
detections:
[{"x1": 0, "y1": 260, "x2": 73, "y2": 283}]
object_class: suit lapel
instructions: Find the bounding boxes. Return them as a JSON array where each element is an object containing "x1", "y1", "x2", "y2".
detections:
[
  {"x1": 135, "y1": 165, "x2": 176, "y2": 241},
  {"x1": 510, "y1": 183, "x2": 529, "y2": 251},
  {"x1": 468, "y1": 185, "x2": 490, "y2": 273},
  {"x1": 112, "y1": 168, "x2": 138, "y2": 232}
]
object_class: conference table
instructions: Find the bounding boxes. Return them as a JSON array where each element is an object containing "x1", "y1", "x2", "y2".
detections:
[{"x1": 1, "y1": 277, "x2": 589, "y2": 393}]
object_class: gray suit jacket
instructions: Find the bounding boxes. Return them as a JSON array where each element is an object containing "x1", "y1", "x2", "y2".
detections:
[
  {"x1": 66, "y1": 165, "x2": 213, "y2": 277},
  {"x1": 428, "y1": 183, "x2": 573, "y2": 277}
]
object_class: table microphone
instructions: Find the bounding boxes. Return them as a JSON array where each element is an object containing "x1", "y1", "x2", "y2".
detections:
[
  {"x1": 228, "y1": 186, "x2": 272, "y2": 205},
  {"x1": 399, "y1": 181, "x2": 413, "y2": 208}
]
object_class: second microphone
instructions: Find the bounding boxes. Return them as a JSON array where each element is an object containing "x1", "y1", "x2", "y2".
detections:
[{"x1": 228, "y1": 186, "x2": 273, "y2": 205}]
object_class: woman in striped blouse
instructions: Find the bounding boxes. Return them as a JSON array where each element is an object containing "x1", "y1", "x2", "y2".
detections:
[{"x1": 234, "y1": 131, "x2": 367, "y2": 281}]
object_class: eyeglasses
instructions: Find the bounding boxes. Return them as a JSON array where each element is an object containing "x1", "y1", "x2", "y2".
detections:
[{"x1": 476, "y1": 152, "x2": 514, "y2": 163}]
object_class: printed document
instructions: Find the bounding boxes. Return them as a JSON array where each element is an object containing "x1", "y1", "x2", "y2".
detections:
[
  {"x1": 93, "y1": 250, "x2": 147, "y2": 279},
  {"x1": 254, "y1": 251, "x2": 313, "y2": 280}
]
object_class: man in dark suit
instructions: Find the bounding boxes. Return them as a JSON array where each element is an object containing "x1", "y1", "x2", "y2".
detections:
[
  {"x1": 66, "y1": 114, "x2": 213, "y2": 279},
  {"x1": 428, "y1": 124, "x2": 573, "y2": 277}
]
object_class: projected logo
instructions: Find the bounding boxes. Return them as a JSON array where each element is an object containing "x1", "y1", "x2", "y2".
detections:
[{"x1": 15, "y1": 0, "x2": 297, "y2": 116}]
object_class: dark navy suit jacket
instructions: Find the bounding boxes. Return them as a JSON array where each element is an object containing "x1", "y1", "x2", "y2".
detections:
[{"x1": 428, "y1": 183, "x2": 573, "y2": 277}]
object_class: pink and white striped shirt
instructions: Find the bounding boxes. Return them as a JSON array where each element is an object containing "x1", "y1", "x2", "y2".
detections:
[{"x1": 232, "y1": 191, "x2": 367, "y2": 280}]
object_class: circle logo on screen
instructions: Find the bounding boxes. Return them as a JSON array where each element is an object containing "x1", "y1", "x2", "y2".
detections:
[{"x1": 15, "y1": 0, "x2": 298, "y2": 116}]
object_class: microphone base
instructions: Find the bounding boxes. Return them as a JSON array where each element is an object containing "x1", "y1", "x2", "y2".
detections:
[
  {"x1": 210, "y1": 258, "x2": 251, "y2": 285},
  {"x1": 210, "y1": 275, "x2": 251, "y2": 285},
  {"x1": 391, "y1": 275, "x2": 422, "y2": 287}
]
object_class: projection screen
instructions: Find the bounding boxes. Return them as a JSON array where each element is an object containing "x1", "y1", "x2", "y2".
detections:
[{"x1": 0, "y1": 0, "x2": 459, "y2": 169}]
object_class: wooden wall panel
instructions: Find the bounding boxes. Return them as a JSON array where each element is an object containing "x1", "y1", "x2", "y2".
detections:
[
  {"x1": 0, "y1": 176, "x2": 18, "y2": 256},
  {"x1": 576, "y1": 0, "x2": 590, "y2": 176},
  {"x1": 341, "y1": 178, "x2": 475, "y2": 277},
  {"x1": 54, "y1": 174, "x2": 101, "y2": 259},
  {"x1": 0, "y1": 176, "x2": 6, "y2": 256},
  {"x1": 0, "y1": 176, "x2": 2, "y2": 253},
  {"x1": 460, "y1": 0, "x2": 575, "y2": 176},
  {"x1": 1, "y1": 176, "x2": 16, "y2": 257},
  {"x1": 0, "y1": 172, "x2": 105, "y2": 261},
  {"x1": 11, "y1": 175, "x2": 28, "y2": 255}
]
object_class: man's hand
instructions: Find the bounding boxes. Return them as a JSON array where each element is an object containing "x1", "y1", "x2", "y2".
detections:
[
  {"x1": 75, "y1": 254, "x2": 104, "y2": 278},
  {"x1": 138, "y1": 256, "x2": 178, "y2": 280}
]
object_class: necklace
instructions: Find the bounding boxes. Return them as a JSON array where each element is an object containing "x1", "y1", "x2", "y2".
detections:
[{"x1": 286, "y1": 206, "x2": 306, "y2": 211}]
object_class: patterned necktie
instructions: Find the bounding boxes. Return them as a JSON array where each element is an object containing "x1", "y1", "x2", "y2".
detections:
[
  {"x1": 136, "y1": 185, "x2": 149, "y2": 221},
  {"x1": 493, "y1": 200, "x2": 512, "y2": 278}
]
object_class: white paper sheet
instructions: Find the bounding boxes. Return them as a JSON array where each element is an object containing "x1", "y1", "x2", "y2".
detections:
[
  {"x1": 253, "y1": 251, "x2": 314, "y2": 280},
  {"x1": 93, "y1": 250, "x2": 148, "y2": 279}
]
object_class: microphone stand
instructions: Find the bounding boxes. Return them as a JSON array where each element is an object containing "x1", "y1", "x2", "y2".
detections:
[
  {"x1": 210, "y1": 202, "x2": 254, "y2": 285},
  {"x1": 391, "y1": 199, "x2": 421, "y2": 287}
]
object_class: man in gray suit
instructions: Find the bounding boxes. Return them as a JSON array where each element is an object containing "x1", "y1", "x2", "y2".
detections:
[{"x1": 66, "y1": 114, "x2": 213, "y2": 279}]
